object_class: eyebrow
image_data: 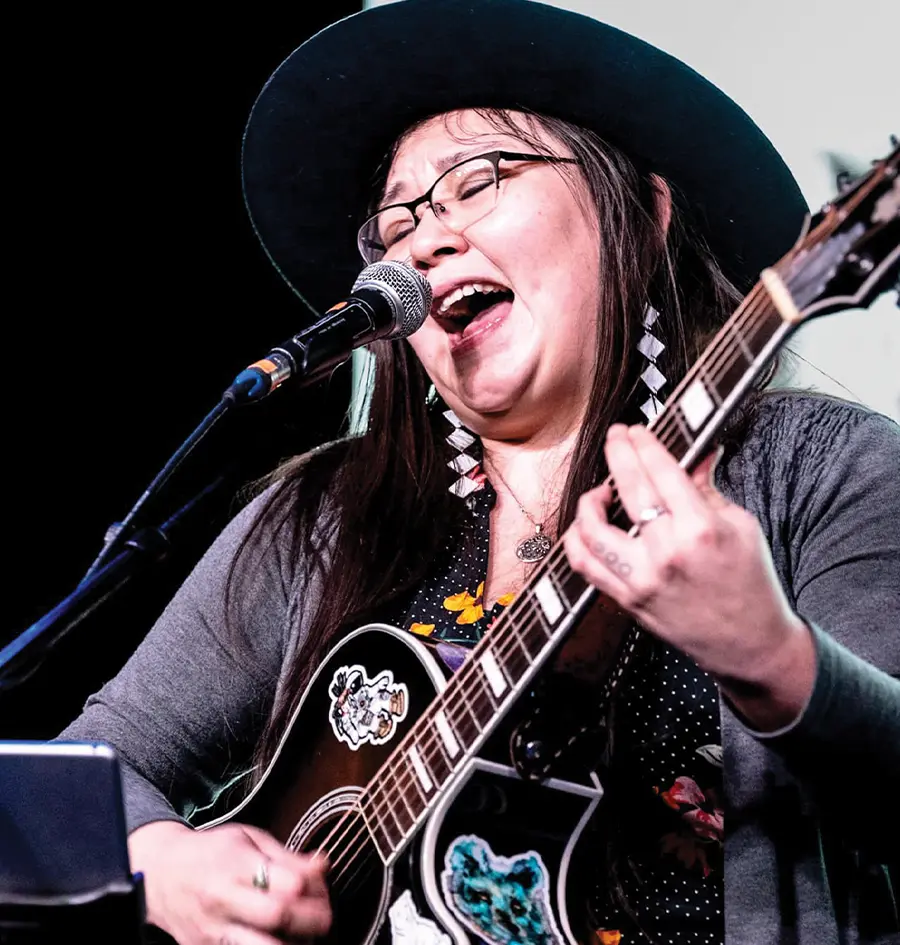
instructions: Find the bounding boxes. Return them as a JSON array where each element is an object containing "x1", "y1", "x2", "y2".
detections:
[{"x1": 379, "y1": 147, "x2": 494, "y2": 208}]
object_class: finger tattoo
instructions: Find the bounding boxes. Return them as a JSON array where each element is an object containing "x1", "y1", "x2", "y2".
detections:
[
  {"x1": 590, "y1": 540, "x2": 630, "y2": 577},
  {"x1": 605, "y1": 552, "x2": 632, "y2": 577}
]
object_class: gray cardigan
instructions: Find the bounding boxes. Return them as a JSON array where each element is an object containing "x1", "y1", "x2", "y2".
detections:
[{"x1": 59, "y1": 391, "x2": 900, "y2": 944}]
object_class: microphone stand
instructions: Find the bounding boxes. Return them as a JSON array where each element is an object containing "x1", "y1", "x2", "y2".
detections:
[
  {"x1": 80, "y1": 399, "x2": 233, "y2": 583},
  {"x1": 0, "y1": 371, "x2": 270, "y2": 691},
  {"x1": 0, "y1": 475, "x2": 228, "y2": 691}
]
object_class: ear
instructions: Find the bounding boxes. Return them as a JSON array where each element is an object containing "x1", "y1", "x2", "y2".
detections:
[
  {"x1": 508, "y1": 862, "x2": 538, "y2": 891},
  {"x1": 649, "y1": 173, "x2": 673, "y2": 236},
  {"x1": 455, "y1": 839, "x2": 483, "y2": 875}
]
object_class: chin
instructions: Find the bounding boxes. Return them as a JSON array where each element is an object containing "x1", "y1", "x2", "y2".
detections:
[{"x1": 449, "y1": 385, "x2": 532, "y2": 432}]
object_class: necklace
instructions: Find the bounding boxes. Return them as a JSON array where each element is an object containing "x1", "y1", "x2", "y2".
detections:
[{"x1": 487, "y1": 462, "x2": 554, "y2": 563}]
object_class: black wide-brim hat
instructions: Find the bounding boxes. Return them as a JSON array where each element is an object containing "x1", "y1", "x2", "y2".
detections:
[{"x1": 242, "y1": 0, "x2": 808, "y2": 317}]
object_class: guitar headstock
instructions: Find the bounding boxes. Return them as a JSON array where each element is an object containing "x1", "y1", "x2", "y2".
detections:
[{"x1": 778, "y1": 140, "x2": 899, "y2": 323}]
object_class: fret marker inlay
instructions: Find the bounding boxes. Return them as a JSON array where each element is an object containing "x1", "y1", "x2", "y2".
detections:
[
  {"x1": 680, "y1": 380, "x2": 715, "y2": 431},
  {"x1": 435, "y1": 710, "x2": 460, "y2": 758},
  {"x1": 408, "y1": 745, "x2": 433, "y2": 792},
  {"x1": 479, "y1": 650, "x2": 508, "y2": 698},
  {"x1": 760, "y1": 267, "x2": 803, "y2": 324},
  {"x1": 534, "y1": 575, "x2": 564, "y2": 623}
]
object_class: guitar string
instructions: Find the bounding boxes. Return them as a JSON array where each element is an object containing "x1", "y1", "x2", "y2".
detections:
[
  {"x1": 321, "y1": 189, "x2": 887, "y2": 889},
  {"x1": 647, "y1": 290, "x2": 782, "y2": 446},
  {"x1": 324, "y1": 831, "x2": 388, "y2": 906},
  {"x1": 322, "y1": 169, "x2": 892, "y2": 895},
  {"x1": 320, "y1": 281, "x2": 795, "y2": 890}
]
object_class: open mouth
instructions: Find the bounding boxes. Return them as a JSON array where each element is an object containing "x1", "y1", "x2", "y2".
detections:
[{"x1": 434, "y1": 283, "x2": 515, "y2": 336}]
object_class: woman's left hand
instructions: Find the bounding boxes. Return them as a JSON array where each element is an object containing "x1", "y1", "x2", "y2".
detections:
[{"x1": 564, "y1": 423, "x2": 816, "y2": 729}]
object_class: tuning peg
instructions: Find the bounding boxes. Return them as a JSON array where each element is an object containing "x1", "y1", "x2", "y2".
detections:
[
  {"x1": 836, "y1": 170, "x2": 855, "y2": 193},
  {"x1": 823, "y1": 150, "x2": 866, "y2": 193},
  {"x1": 847, "y1": 252, "x2": 876, "y2": 276}
]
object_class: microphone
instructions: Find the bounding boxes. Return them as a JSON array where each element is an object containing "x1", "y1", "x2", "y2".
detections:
[{"x1": 224, "y1": 260, "x2": 432, "y2": 404}]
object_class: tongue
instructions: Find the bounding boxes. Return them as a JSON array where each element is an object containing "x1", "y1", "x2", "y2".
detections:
[{"x1": 460, "y1": 298, "x2": 512, "y2": 338}]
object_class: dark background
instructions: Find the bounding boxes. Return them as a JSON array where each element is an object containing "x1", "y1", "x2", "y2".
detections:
[{"x1": 1, "y1": 3, "x2": 363, "y2": 739}]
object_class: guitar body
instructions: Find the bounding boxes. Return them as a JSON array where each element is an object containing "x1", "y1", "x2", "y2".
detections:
[{"x1": 206, "y1": 624, "x2": 603, "y2": 945}]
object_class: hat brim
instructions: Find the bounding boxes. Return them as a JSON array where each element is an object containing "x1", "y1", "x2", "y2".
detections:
[{"x1": 242, "y1": 0, "x2": 808, "y2": 316}]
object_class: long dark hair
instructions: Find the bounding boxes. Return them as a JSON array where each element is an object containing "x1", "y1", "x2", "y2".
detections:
[{"x1": 228, "y1": 108, "x2": 744, "y2": 773}]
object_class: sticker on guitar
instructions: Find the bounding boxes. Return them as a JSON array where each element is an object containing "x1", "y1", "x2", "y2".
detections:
[
  {"x1": 388, "y1": 889, "x2": 452, "y2": 944},
  {"x1": 441, "y1": 835, "x2": 565, "y2": 945},
  {"x1": 328, "y1": 664, "x2": 409, "y2": 749}
]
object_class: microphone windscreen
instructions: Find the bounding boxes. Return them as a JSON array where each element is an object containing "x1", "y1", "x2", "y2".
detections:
[{"x1": 352, "y1": 261, "x2": 432, "y2": 339}]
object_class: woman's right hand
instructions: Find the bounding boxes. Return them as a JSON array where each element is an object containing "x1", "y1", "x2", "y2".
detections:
[{"x1": 129, "y1": 820, "x2": 331, "y2": 944}]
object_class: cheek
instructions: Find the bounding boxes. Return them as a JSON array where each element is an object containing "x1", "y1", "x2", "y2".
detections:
[
  {"x1": 483, "y1": 190, "x2": 599, "y2": 291},
  {"x1": 478, "y1": 196, "x2": 553, "y2": 266},
  {"x1": 553, "y1": 210, "x2": 602, "y2": 315}
]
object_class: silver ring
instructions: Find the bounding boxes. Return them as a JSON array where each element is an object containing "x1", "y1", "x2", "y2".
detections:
[
  {"x1": 634, "y1": 504, "x2": 669, "y2": 535},
  {"x1": 638, "y1": 504, "x2": 669, "y2": 523},
  {"x1": 252, "y1": 858, "x2": 270, "y2": 892}
]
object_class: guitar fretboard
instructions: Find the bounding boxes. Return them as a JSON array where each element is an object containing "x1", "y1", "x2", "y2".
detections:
[{"x1": 357, "y1": 295, "x2": 792, "y2": 864}]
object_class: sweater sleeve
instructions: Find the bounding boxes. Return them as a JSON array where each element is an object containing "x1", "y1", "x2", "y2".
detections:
[
  {"x1": 754, "y1": 623, "x2": 900, "y2": 848},
  {"x1": 55, "y1": 485, "x2": 321, "y2": 834},
  {"x1": 729, "y1": 396, "x2": 900, "y2": 854}
]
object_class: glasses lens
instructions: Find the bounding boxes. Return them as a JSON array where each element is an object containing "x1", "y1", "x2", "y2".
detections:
[
  {"x1": 358, "y1": 206, "x2": 416, "y2": 264},
  {"x1": 432, "y1": 157, "x2": 498, "y2": 229},
  {"x1": 357, "y1": 156, "x2": 500, "y2": 265}
]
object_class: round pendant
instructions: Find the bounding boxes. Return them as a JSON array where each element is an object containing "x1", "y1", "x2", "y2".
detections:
[{"x1": 516, "y1": 528, "x2": 552, "y2": 563}]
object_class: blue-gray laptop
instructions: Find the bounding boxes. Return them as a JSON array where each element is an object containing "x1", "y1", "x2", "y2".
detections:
[{"x1": 0, "y1": 740, "x2": 136, "y2": 905}]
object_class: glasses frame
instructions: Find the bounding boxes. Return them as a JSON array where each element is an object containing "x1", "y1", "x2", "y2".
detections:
[{"x1": 357, "y1": 150, "x2": 580, "y2": 263}]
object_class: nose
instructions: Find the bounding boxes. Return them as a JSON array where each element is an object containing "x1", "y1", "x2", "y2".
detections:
[{"x1": 407, "y1": 205, "x2": 469, "y2": 270}]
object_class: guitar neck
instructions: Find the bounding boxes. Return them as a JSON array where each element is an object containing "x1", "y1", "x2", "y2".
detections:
[
  {"x1": 645, "y1": 288, "x2": 790, "y2": 469},
  {"x1": 355, "y1": 289, "x2": 793, "y2": 864}
]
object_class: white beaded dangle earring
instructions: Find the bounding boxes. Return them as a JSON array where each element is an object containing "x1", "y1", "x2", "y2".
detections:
[{"x1": 637, "y1": 304, "x2": 667, "y2": 421}]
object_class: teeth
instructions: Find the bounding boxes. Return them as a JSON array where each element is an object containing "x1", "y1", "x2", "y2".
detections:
[{"x1": 437, "y1": 282, "x2": 506, "y2": 315}]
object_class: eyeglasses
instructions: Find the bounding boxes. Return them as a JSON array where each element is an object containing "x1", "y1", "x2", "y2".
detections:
[{"x1": 357, "y1": 150, "x2": 580, "y2": 265}]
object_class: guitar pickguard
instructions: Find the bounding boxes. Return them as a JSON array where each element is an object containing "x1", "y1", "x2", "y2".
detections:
[{"x1": 419, "y1": 759, "x2": 602, "y2": 945}]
